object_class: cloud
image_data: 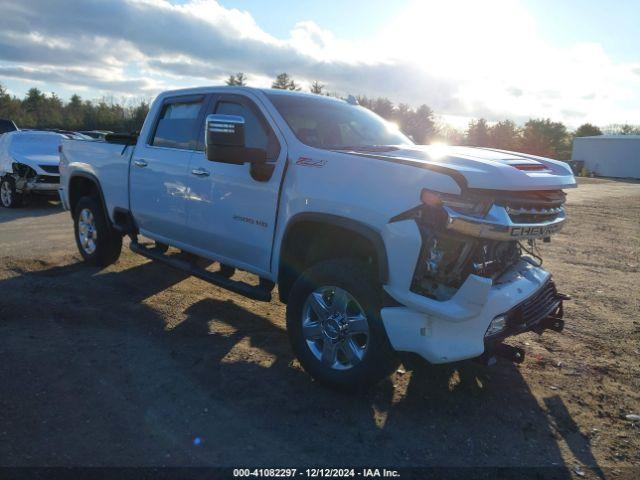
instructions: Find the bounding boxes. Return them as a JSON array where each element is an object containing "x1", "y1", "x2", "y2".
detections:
[
  {"x1": 507, "y1": 87, "x2": 523, "y2": 98},
  {"x1": 0, "y1": 0, "x2": 458, "y2": 108},
  {"x1": 0, "y1": 0, "x2": 638, "y2": 126},
  {"x1": 0, "y1": 65, "x2": 156, "y2": 92}
]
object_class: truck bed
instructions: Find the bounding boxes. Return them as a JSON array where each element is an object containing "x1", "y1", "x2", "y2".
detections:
[{"x1": 60, "y1": 139, "x2": 133, "y2": 220}]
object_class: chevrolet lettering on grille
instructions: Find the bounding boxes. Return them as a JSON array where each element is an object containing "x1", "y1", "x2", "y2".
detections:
[{"x1": 510, "y1": 223, "x2": 562, "y2": 238}]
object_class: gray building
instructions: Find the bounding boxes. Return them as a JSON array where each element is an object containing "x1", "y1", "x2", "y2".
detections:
[{"x1": 572, "y1": 135, "x2": 640, "y2": 179}]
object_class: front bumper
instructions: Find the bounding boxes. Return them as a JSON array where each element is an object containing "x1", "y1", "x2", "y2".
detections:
[
  {"x1": 18, "y1": 175, "x2": 60, "y2": 194},
  {"x1": 381, "y1": 259, "x2": 565, "y2": 364},
  {"x1": 27, "y1": 182, "x2": 59, "y2": 194},
  {"x1": 484, "y1": 279, "x2": 565, "y2": 344}
]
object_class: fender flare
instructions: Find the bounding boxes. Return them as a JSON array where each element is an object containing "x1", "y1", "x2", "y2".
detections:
[
  {"x1": 281, "y1": 212, "x2": 389, "y2": 283},
  {"x1": 68, "y1": 172, "x2": 109, "y2": 221}
]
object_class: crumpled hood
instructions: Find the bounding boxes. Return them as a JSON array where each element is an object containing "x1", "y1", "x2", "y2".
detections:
[{"x1": 343, "y1": 145, "x2": 577, "y2": 191}]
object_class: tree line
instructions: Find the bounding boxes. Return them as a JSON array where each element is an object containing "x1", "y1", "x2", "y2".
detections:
[
  {"x1": 0, "y1": 84, "x2": 149, "y2": 133},
  {"x1": 2, "y1": 75, "x2": 639, "y2": 160}
]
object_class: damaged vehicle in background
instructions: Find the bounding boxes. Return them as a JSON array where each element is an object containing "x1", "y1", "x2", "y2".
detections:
[{"x1": 0, "y1": 130, "x2": 87, "y2": 208}]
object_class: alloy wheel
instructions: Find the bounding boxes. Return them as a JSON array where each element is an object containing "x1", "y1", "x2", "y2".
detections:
[
  {"x1": 77, "y1": 208, "x2": 98, "y2": 255},
  {"x1": 0, "y1": 180, "x2": 12, "y2": 207},
  {"x1": 301, "y1": 286, "x2": 370, "y2": 370}
]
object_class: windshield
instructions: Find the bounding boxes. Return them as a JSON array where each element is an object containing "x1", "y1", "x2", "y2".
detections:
[{"x1": 265, "y1": 92, "x2": 413, "y2": 150}]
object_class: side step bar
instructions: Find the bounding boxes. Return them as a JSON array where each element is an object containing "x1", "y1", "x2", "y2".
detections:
[{"x1": 130, "y1": 241, "x2": 273, "y2": 302}]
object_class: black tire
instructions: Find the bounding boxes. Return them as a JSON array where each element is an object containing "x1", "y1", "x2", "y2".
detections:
[
  {"x1": 286, "y1": 259, "x2": 399, "y2": 391},
  {"x1": 73, "y1": 196, "x2": 122, "y2": 267},
  {"x1": 0, "y1": 176, "x2": 23, "y2": 208}
]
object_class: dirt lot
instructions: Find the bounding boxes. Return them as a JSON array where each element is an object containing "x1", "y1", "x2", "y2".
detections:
[{"x1": 0, "y1": 178, "x2": 638, "y2": 476}]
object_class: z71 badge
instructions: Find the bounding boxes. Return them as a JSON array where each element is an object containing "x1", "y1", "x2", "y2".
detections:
[{"x1": 296, "y1": 157, "x2": 326, "y2": 167}]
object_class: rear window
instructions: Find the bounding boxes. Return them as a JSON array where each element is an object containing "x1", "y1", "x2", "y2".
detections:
[{"x1": 151, "y1": 99, "x2": 203, "y2": 150}]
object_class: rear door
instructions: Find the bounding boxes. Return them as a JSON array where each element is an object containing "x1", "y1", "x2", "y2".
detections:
[
  {"x1": 129, "y1": 94, "x2": 206, "y2": 244},
  {"x1": 184, "y1": 93, "x2": 286, "y2": 275}
]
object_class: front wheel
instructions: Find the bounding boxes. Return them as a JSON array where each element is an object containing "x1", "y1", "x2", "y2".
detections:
[
  {"x1": 0, "y1": 176, "x2": 23, "y2": 208},
  {"x1": 286, "y1": 259, "x2": 398, "y2": 390},
  {"x1": 73, "y1": 196, "x2": 122, "y2": 266}
]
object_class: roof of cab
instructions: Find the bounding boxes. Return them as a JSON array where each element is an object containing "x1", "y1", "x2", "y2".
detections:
[{"x1": 157, "y1": 85, "x2": 347, "y2": 104}]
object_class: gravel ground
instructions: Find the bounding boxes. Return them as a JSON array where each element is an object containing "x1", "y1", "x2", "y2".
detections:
[{"x1": 0, "y1": 178, "x2": 638, "y2": 477}]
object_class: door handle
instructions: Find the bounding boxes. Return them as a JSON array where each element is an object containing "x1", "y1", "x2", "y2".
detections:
[
  {"x1": 191, "y1": 168, "x2": 210, "y2": 177},
  {"x1": 133, "y1": 159, "x2": 148, "y2": 168}
]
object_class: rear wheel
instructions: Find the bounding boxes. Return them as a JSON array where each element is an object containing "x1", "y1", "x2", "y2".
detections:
[
  {"x1": 0, "y1": 176, "x2": 23, "y2": 208},
  {"x1": 74, "y1": 196, "x2": 122, "y2": 266},
  {"x1": 286, "y1": 259, "x2": 398, "y2": 390}
]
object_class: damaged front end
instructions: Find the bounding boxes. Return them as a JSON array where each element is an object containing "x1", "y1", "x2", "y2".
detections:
[
  {"x1": 388, "y1": 187, "x2": 570, "y2": 364},
  {"x1": 393, "y1": 188, "x2": 567, "y2": 301},
  {"x1": 9, "y1": 161, "x2": 60, "y2": 195}
]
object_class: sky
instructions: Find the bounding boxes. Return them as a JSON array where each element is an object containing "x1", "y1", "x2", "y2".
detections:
[{"x1": 0, "y1": 0, "x2": 638, "y2": 128}]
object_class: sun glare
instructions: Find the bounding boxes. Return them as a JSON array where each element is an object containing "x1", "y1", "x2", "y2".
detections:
[
  {"x1": 427, "y1": 142, "x2": 450, "y2": 160},
  {"x1": 386, "y1": 0, "x2": 536, "y2": 74}
]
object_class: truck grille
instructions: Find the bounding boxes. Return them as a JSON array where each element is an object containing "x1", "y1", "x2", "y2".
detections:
[
  {"x1": 505, "y1": 205, "x2": 564, "y2": 223},
  {"x1": 495, "y1": 190, "x2": 566, "y2": 224},
  {"x1": 509, "y1": 280, "x2": 560, "y2": 328},
  {"x1": 39, "y1": 165, "x2": 60, "y2": 174},
  {"x1": 35, "y1": 175, "x2": 60, "y2": 184}
]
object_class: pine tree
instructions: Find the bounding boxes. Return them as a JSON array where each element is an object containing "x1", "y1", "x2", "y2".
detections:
[
  {"x1": 310, "y1": 80, "x2": 325, "y2": 94},
  {"x1": 226, "y1": 73, "x2": 247, "y2": 86},
  {"x1": 272, "y1": 73, "x2": 300, "y2": 90}
]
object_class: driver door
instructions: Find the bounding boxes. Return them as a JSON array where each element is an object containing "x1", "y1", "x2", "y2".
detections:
[{"x1": 184, "y1": 93, "x2": 286, "y2": 275}]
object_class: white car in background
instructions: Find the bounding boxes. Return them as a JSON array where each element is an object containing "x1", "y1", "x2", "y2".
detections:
[{"x1": 0, "y1": 130, "x2": 88, "y2": 208}]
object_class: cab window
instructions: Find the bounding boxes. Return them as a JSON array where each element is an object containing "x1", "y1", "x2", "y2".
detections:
[{"x1": 151, "y1": 99, "x2": 203, "y2": 150}]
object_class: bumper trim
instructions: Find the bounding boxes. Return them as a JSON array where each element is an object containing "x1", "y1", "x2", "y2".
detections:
[
  {"x1": 444, "y1": 204, "x2": 566, "y2": 240},
  {"x1": 27, "y1": 182, "x2": 60, "y2": 192},
  {"x1": 484, "y1": 281, "x2": 567, "y2": 344}
]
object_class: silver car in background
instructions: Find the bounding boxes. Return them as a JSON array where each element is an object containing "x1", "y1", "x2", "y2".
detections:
[{"x1": 0, "y1": 130, "x2": 84, "y2": 207}]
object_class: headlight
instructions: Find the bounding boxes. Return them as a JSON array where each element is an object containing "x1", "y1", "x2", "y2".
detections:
[
  {"x1": 421, "y1": 189, "x2": 492, "y2": 218},
  {"x1": 485, "y1": 314, "x2": 507, "y2": 337}
]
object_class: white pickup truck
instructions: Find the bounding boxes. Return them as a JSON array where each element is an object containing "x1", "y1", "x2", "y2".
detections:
[{"x1": 59, "y1": 86, "x2": 575, "y2": 389}]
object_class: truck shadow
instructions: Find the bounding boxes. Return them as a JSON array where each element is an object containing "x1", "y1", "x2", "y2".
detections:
[{"x1": 0, "y1": 257, "x2": 602, "y2": 474}]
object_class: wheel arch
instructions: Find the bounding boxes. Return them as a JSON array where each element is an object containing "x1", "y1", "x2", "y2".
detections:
[
  {"x1": 277, "y1": 212, "x2": 389, "y2": 303},
  {"x1": 68, "y1": 172, "x2": 108, "y2": 220}
]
